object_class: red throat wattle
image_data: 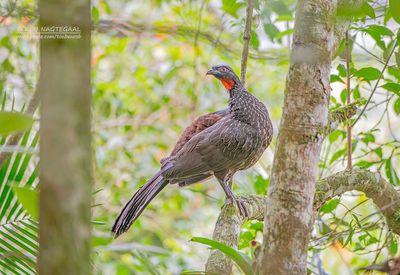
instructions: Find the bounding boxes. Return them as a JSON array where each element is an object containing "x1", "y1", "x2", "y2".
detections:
[{"x1": 220, "y1": 78, "x2": 235, "y2": 90}]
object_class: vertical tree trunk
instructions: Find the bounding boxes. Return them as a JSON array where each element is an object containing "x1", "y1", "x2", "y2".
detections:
[
  {"x1": 259, "y1": 1, "x2": 355, "y2": 273},
  {"x1": 38, "y1": 0, "x2": 92, "y2": 273}
]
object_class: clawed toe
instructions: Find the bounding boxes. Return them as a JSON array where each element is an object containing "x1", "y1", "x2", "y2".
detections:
[
  {"x1": 236, "y1": 198, "x2": 249, "y2": 218},
  {"x1": 226, "y1": 196, "x2": 248, "y2": 218}
]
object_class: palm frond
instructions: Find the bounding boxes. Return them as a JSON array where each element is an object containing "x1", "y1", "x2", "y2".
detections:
[{"x1": 0, "y1": 92, "x2": 39, "y2": 275}]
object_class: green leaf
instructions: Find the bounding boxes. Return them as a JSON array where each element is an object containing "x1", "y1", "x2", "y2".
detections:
[
  {"x1": 394, "y1": 98, "x2": 400, "y2": 115},
  {"x1": 353, "y1": 85, "x2": 361, "y2": 99},
  {"x1": 340, "y1": 89, "x2": 347, "y2": 104},
  {"x1": 275, "y1": 29, "x2": 293, "y2": 39},
  {"x1": 330, "y1": 148, "x2": 346, "y2": 164},
  {"x1": 364, "y1": 25, "x2": 394, "y2": 37},
  {"x1": 388, "y1": 67, "x2": 400, "y2": 81},
  {"x1": 191, "y1": 237, "x2": 255, "y2": 275},
  {"x1": 320, "y1": 199, "x2": 340, "y2": 214},
  {"x1": 0, "y1": 112, "x2": 34, "y2": 136},
  {"x1": 396, "y1": 51, "x2": 400, "y2": 68},
  {"x1": 180, "y1": 271, "x2": 205, "y2": 275},
  {"x1": 92, "y1": 6, "x2": 99, "y2": 23},
  {"x1": 361, "y1": 133, "x2": 375, "y2": 144},
  {"x1": 12, "y1": 187, "x2": 38, "y2": 220},
  {"x1": 381, "y1": 82, "x2": 400, "y2": 96},
  {"x1": 337, "y1": 64, "x2": 347, "y2": 77},
  {"x1": 343, "y1": 223, "x2": 353, "y2": 247},
  {"x1": 254, "y1": 175, "x2": 269, "y2": 195},
  {"x1": 374, "y1": 147, "x2": 383, "y2": 158},
  {"x1": 354, "y1": 160, "x2": 374, "y2": 168},
  {"x1": 354, "y1": 67, "x2": 381, "y2": 81},
  {"x1": 389, "y1": 0, "x2": 400, "y2": 24},
  {"x1": 361, "y1": 2, "x2": 375, "y2": 18},
  {"x1": 250, "y1": 31, "x2": 259, "y2": 50},
  {"x1": 222, "y1": 0, "x2": 242, "y2": 18},
  {"x1": 270, "y1": 0, "x2": 291, "y2": 15},
  {"x1": 330, "y1": 74, "x2": 344, "y2": 83},
  {"x1": 389, "y1": 238, "x2": 398, "y2": 255},
  {"x1": 264, "y1": 23, "x2": 280, "y2": 41},
  {"x1": 328, "y1": 130, "x2": 342, "y2": 143},
  {"x1": 385, "y1": 158, "x2": 399, "y2": 185}
]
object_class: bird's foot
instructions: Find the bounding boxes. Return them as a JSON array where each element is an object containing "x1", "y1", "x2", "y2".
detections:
[{"x1": 226, "y1": 196, "x2": 249, "y2": 218}]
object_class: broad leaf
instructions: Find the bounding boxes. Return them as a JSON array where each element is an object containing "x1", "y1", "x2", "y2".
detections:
[
  {"x1": 191, "y1": 237, "x2": 255, "y2": 275},
  {"x1": 389, "y1": 0, "x2": 400, "y2": 24},
  {"x1": 381, "y1": 83, "x2": 400, "y2": 96},
  {"x1": 0, "y1": 112, "x2": 34, "y2": 136},
  {"x1": 320, "y1": 199, "x2": 340, "y2": 214},
  {"x1": 354, "y1": 67, "x2": 381, "y2": 81},
  {"x1": 13, "y1": 187, "x2": 38, "y2": 220}
]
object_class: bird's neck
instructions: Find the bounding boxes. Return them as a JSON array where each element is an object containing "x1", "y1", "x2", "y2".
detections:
[{"x1": 228, "y1": 88, "x2": 271, "y2": 130}]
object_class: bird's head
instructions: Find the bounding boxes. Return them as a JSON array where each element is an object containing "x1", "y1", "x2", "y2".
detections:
[{"x1": 206, "y1": 65, "x2": 241, "y2": 90}]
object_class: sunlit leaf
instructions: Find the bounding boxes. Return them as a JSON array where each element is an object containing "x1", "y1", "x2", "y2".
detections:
[
  {"x1": 394, "y1": 98, "x2": 400, "y2": 115},
  {"x1": 389, "y1": 238, "x2": 398, "y2": 255},
  {"x1": 330, "y1": 148, "x2": 346, "y2": 164},
  {"x1": 381, "y1": 82, "x2": 400, "y2": 96},
  {"x1": 354, "y1": 160, "x2": 374, "y2": 168},
  {"x1": 354, "y1": 67, "x2": 381, "y2": 81},
  {"x1": 264, "y1": 23, "x2": 280, "y2": 41},
  {"x1": 250, "y1": 31, "x2": 259, "y2": 50},
  {"x1": 13, "y1": 187, "x2": 38, "y2": 220},
  {"x1": 222, "y1": 0, "x2": 242, "y2": 18},
  {"x1": 0, "y1": 112, "x2": 33, "y2": 136},
  {"x1": 191, "y1": 237, "x2": 255, "y2": 275},
  {"x1": 385, "y1": 158, "x2": 399, "y2": 185},
  {"x1": 320, "y1": 199, "x2": 340, "y2": 214},
  {"x1": 389, "y1": 0, "x2": 400, "y2": 23},
  {"x1": 361, "y1": 2, "x2": 375, "y2": 18}
]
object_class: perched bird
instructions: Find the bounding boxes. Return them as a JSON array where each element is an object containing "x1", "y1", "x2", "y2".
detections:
[{"x1": 112, "y1": 65, "x2": 273, "y2": 237}]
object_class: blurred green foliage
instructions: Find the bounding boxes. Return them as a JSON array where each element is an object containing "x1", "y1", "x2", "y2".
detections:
[{"x1": 0, "y1": 0, "x2": 399, "y2": 274}]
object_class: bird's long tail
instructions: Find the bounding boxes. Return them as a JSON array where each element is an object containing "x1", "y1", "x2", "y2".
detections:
[{"x1": 112, "y1": 171, "x2": 168, "y2": 237}]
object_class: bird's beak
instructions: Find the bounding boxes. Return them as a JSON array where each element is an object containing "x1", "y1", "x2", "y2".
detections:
[
  {"x1": 206, "y1": 69, "x2": 215, "y2": 76},
  {"x1": 206, "y1": 69, "x2": 222, "y2": 78}
]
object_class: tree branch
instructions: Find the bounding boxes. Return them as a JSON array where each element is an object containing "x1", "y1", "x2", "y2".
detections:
[
  {"x1": 240, "y1": 0, "x2": 253, "y2": 85},
  {"x1": 324, "y1": 99, "x2": 362, "y2": 136},
  {"x1": 315, "y1": 169, "x2": 400, "y2": 235},
  {"x1": 205, "y1": 169, "x2": 400, "y2": 273},
  {"x1": 205, "y1": 196, "x2": 264, "y2": 274}
]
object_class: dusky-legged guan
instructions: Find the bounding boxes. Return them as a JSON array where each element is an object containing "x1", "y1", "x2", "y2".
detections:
[{"x1": 112, "y1": 65, "x2": 273, "y2": 237}]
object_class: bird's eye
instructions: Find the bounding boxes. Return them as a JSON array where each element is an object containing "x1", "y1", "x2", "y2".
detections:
[{"x1": 221, "y1": 67, "x2": 227, "y2": 72}]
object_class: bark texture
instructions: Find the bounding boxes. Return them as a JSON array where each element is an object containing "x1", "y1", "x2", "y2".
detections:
[
  {"x1": 259, "y1": 1, "x2": 344, "y2": 273},
  {"x1": 38, "y1": 0, "x2": 92, "y2": 273},
  {"x1": 206, "y1": 169, "x2": 400, "y2": 273},
  {"x1": 205, "y1": 196, "x2": 264, "y2": 274},
  {"x1": 315, "y1": 169, "x2": 400, "y2": 235}
]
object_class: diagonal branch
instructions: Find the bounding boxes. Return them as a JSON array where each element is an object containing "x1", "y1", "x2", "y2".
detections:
[
  {"x1": 205, "y1": 169, "x2": 400, "y2": 274},
  {"x1": 205, "y1": 196, "x2": 264, "y2": 274}
]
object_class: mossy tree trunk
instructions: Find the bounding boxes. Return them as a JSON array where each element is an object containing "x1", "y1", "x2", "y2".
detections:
[
  {"x1": 258, "y1": 0, "x2": 360, "y2": 274},
  {"x1": 38, "y1": 0, "x2": 92, "y2": 273}
]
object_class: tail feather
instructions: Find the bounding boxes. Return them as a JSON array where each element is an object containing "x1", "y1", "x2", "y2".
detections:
[{"x1": 112, "y1": 171, "x2": 168, "y2": 237}]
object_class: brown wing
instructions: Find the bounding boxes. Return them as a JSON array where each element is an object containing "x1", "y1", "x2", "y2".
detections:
[{"x1": 169, "y1": 109, "x2": 229, "y2": 156}]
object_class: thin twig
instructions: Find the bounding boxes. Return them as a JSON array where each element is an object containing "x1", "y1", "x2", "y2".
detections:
[
  {"x1": 345, "y1": 31, "x2": 352, "y2": 169},
  {"x1": 240, "y1": 0, "x2": 254, "y2": 85},
  {"x1": 352, "y1": 42, "x2": 397, "y2": 127}
]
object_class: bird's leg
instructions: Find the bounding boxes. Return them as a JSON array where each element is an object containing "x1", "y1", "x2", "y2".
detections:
[{"x1": 217, "y1": 174, "x2": 248, "y2": 218}]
